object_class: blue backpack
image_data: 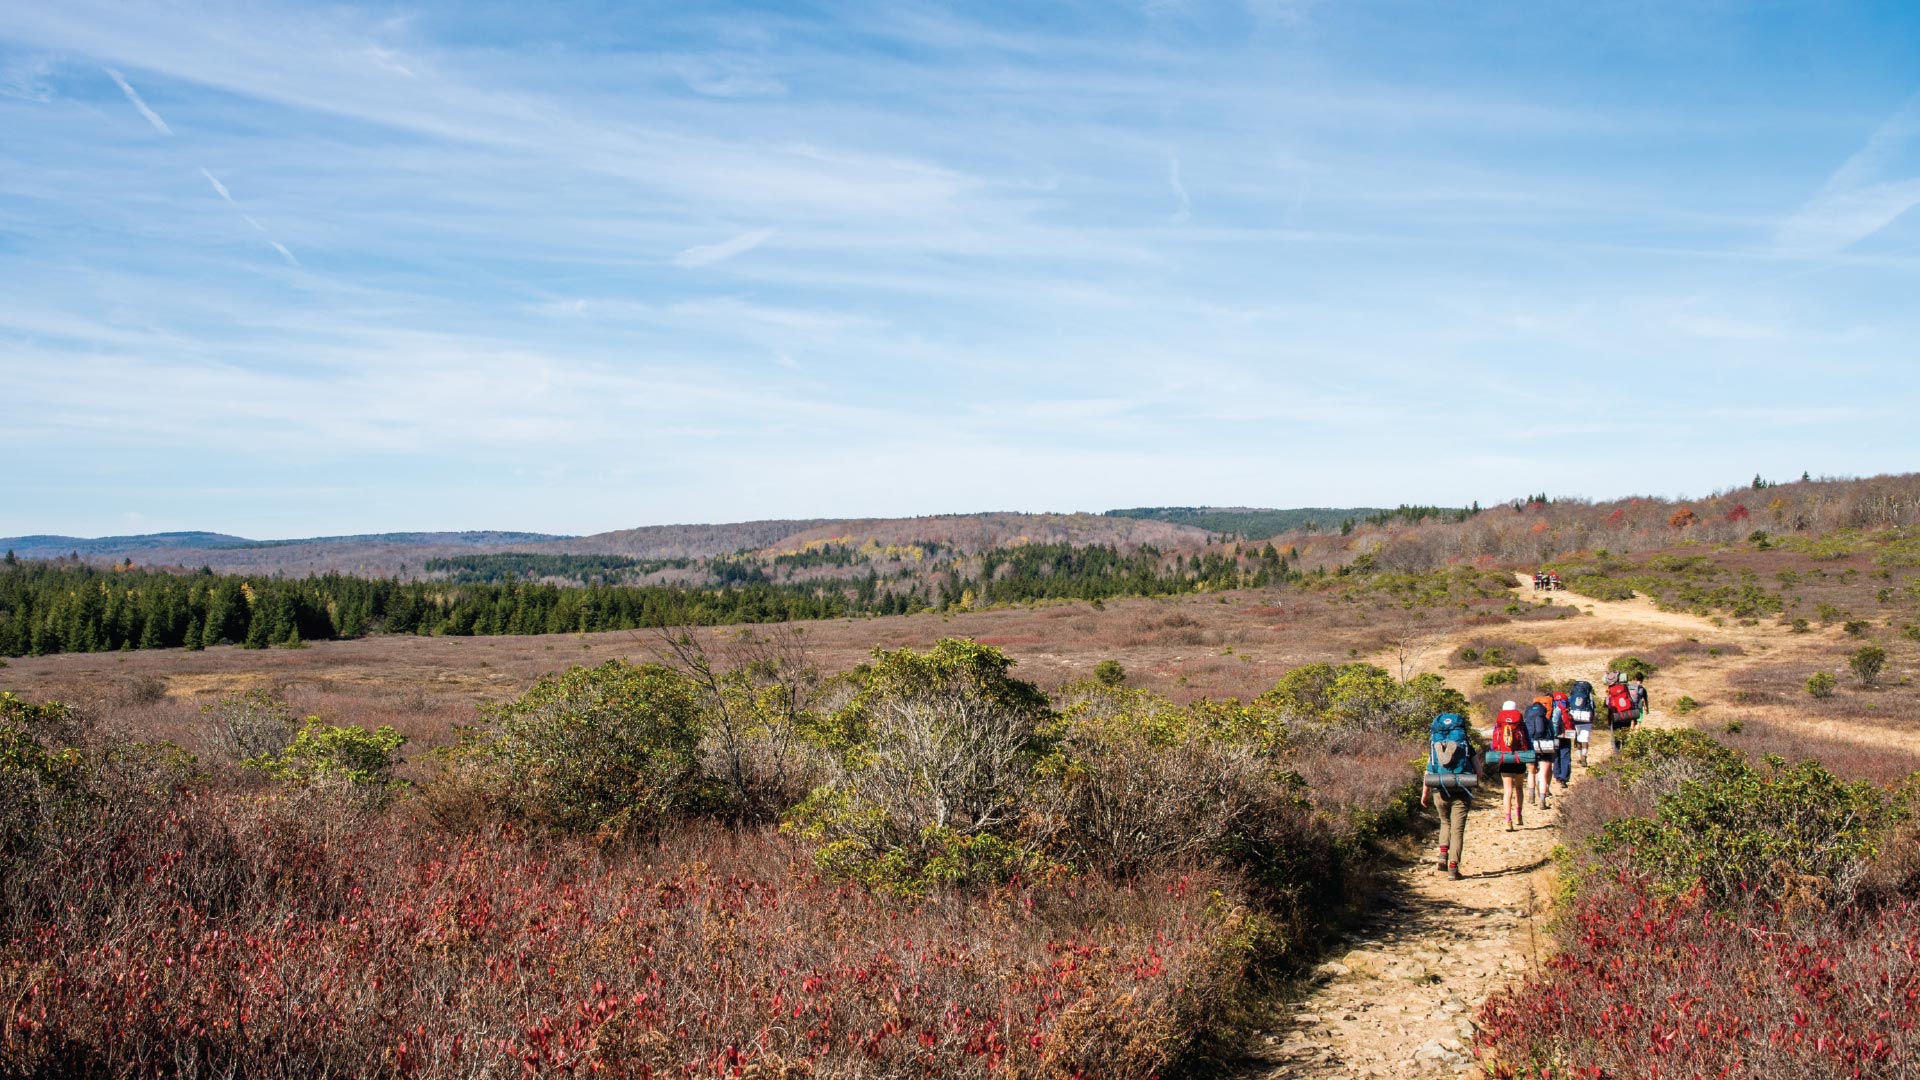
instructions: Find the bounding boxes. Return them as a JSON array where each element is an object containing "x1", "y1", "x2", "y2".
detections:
[
  {"x1": 1424, "y1": 712, "x2": 1478, "y2": 790},
  {"x1": 1570, "y1": 680, "x2": 1595, "y2": 711},
  {"x1": 1523, "y1": 702, "x2": 1559, "y2": 757}
]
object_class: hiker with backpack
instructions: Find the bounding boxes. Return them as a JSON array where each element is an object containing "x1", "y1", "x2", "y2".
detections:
[
  {"x1": 1604, "y1": 673, "x2": 1642, "y2": 749},
  {"x1": 1421, "y1": 712, "x2": 1477, "y2": 880},
  {"x1": 1627, "y1": 674, "x2": 1650, "y2": 721},
  {"x1": 1567, "y1": 679, "x2": 1597, "y2": 766},
  {"x1": 1485, "y1": 701, "x2": 1534, "y2": 831},
  {"x1": 1522, "y1": 695, "x2": 1558, "y2": 811},
  {"x1": 1549, "y1": 690, "x2": 1575, "y2": 790}
]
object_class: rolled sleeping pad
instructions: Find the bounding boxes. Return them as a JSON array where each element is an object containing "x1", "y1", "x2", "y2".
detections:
[
  {"x1": 1423, "y1": 772, "x2": 1479, "y2": 790},
  {"x1": 1485, "y1": 749, "x2": 1537, "y2": 765},
  {"x1": 1610, "y1": 707, "x2": 1642, "y2": 726}
]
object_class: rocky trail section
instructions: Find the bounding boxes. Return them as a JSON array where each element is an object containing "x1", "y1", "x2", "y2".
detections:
[{"x1": 1234, "y1": 587, "x2": 1730, "y2": 1079}]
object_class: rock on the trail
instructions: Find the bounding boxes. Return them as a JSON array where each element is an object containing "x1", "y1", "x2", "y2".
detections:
[{"x1": 1312, "y1": 960, "x2": 1351, "y2": 980}]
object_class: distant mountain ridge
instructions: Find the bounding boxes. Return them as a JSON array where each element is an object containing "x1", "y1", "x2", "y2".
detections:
[
  {"x1": 1, "y1": 530, "x2": 570, "y2": 560},
  {"x1": 0, "y1": 513, "x2": 1226, "y2": 578},
  {"x1": 1105, "y1": 506, "x2": 1390, "y2": 539}
]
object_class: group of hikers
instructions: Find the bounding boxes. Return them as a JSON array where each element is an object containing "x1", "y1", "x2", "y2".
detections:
[
  {"x1": 1530, "y1": 570, "x2": 1563, "y2": 591},
  {"x1": 1419, "y1": 672, "x2": 1650, "y2": 879}
]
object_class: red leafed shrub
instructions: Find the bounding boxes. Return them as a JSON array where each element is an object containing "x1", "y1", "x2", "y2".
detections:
[
  {"x1": 1668, "y1": 508, "x2": 1699, "y2": 528},
  {"x1": 0, "y1": 791, "x2": 1258, "y2": 1080},
  {"x1": 1475, "y1": 874, "x2": 1920, "y2": 1079},
  {"x1": 1727, "y1": 503, "x2": 1752, "y2": 523}
]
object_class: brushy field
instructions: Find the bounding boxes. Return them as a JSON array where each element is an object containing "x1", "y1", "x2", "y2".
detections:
[
  {"x1": 0, "y1": 573, "x2": 1485, "y2": 1080},
  {"x1": 4, "y1": 796, "x2": 1253, "y2": 1079},
  {"x1": 0, "y1": 572, "x2": 1523, "y2": 761},
  {"x1": 1475, "y1": 728, "x2": 1920, "y2": 1079}
]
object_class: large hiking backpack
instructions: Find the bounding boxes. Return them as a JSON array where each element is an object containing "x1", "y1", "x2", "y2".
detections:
[
  {"x1": 1424, "y1": 712, "x2": 1478, "y2": 791},
  {"x1": 1628, "y1": 680, "x2": 1649, "y2": 710},
  {"x1": 1606, "y1": 682, "x2": 1639, "y2": 724},
  {"x1": 1569, "y1": 680, "x2": 1595, "y2": 712},
  {"x1": 1487, "y1": 710, "x2": 1535, "y2": 766},
  {"x1": 1523, "y1": 701, "x2": 1557, "y2": 756},
  {"x1": 1550, "y1": 693, "x2": 1576, "y2": 739}
]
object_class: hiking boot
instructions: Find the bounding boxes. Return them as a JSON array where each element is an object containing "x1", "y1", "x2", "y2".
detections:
[
  {"x1": 1448, "y1": 864, "x2": 1462, "y2": 881},
  {"x1": 1437, "y1": 853, "x2": 1449, "y2": 872}
]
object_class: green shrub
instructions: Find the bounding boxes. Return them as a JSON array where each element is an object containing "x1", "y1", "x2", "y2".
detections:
[
  {"x1": 1850, "y1": 645, "x2": 1888, "y2": 686},
  {"x1": 1844, "y1": 619, "x2": 1871, "y2": 636},
  {"x1": 1790, "y1": 618, "x2": 1811, "y2": 633},
  {"x1": 1259, "y1": 661, "x2": 1464, "y2": 737},
  {"x1": 1723, "y1": 719, "x2": 1743, "y2": 734},
  {"x1": 1482, "y1": 666, "x2": 1519, "y2": 688},
  {"x1": 1807, "y1": 672, "x2": 1837, "y2": 699},
  {"x1": 1608, "y1": 655, "x2": 1658, "y2": 681},
  {"x1": 245, "y1": 719, "x2": 406, "y2": 789},
  {"x1": 438, "y1": 659, "x2": 707, "y2": 837},
  {"x1": 1, "y1": 693, "x2": 90, "y2": 869},
  {"x1": 1605, "y1": 728, "x2": 1745, "y2": 789},
  {"x1": 1092, "y1": 659, "x2": 1127, "y2": 687},
  {"x1": 1033, "y1": 685, "x2": 1306, "y2": 884},
  {"x1": 1673, "y1": 695, "x2": 1699, "y2": 715},
  {"x1": 786, "y1": 639, "x2": 1055, "y2": 893},
  {"x1": 1456, "y1": 647, "x2": 1480, "y2": 663},
  {"x1": 1595, "y1": 752, "x2": 1893, "y2": 906}
]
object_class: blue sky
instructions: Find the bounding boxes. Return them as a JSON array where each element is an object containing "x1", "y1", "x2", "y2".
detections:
[{"x1": 3, "y1": 1, "x2": 1918, "y2": 538}]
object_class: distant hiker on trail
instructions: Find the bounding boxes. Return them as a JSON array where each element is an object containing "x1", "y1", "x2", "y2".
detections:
[
  {"x1": 1522, "y1": 695, "x2": 1557, "y2": 811},
  {"x1": 1487, "y1": 701, "x2": 1533, "y2": 831},
  {"x1": 1568, "y1": 679, "x2": 1597, "y2": 766},
  {"x1": 1627, "y1": 675, "x2": 1650, "y2": 718},
  {"x1": 1549, "y1": 690, "x2": 1575, "y2": 790},
  {"x1": 1421, "y1": 712, "x2": 1477, "y2": 881},
  {"x1": 1605, "y1": 673, "x2": 1642, "y2": 748}
]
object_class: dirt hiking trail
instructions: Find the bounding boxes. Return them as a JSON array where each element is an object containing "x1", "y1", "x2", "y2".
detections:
[{"x1": 1233, "y1": 586, "x2": 1726, "y2": 1079}]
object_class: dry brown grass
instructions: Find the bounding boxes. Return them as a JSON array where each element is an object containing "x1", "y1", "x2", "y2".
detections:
[{"x1": 0, "y1": 586, "x2": 1529, "y2": 748}]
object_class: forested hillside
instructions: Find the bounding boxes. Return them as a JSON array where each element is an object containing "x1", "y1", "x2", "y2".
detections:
[{"x1": 0, "y1": 541, "x2": 1299, "y2": 656}]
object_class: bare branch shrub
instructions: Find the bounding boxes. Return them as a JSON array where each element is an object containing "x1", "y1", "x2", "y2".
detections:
[{"x1": 199, "y1": 689, "x2": 300, "y2": 763}]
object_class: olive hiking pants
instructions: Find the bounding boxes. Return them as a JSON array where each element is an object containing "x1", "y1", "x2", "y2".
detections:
[{"x1": 1433, "y1": 787, "x2": 1470, "y2": 867}]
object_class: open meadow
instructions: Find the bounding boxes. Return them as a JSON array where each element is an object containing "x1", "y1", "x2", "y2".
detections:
[{"x1": 7, "y1": 517, "x2": 1920, "y2": 1078}]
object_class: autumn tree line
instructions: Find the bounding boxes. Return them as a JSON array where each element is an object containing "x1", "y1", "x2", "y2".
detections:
[{"x1": 0, "y1": 541, "x2": 1300, "y2": 657}]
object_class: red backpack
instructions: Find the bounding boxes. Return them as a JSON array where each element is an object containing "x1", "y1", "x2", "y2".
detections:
[
  {"x1": 1606, "y1": 683, "x2": 1635, "y2": 716},
  {"x1": 1491, "y1": 709, "x2": 1529, "y2": 752},
  {"x1": 1551, "y1": 693, "x2": 1574, "y2": 734}
]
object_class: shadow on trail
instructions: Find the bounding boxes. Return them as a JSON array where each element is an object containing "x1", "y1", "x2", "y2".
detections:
[
  {"x1": 1466, "y1": 855, "x2": 1551, "y2": 881},
  {"x1": 1215, "y1": 844, "x2": 1523, "y2": 1078}
]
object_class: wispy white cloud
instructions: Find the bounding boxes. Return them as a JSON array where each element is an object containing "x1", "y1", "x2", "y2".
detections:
[
  {"x1": 199, "y1": 167, "x2": 232, "y2": 202},
  {"x1": 673, "y1": 56, "x2": 786, "y2": 98},
  {"x1": 199, "y1": 167, "x2": 300, "y2": 265},
  {"x1": 1167, "y1": 152, "x2": 1191, "y2": 223},
  {"x1": 673, "y1": 227, "x2": 775, "y2": 267},
  {"x1": 1776, "y1": 95, "x2": 1920, "y2": 255},
  {"x1": 0, "y1": 55, "x2": 56, "y2": 101},
  {"x1": 104, "y1": 67, "x2": 171, "y2": 134}
]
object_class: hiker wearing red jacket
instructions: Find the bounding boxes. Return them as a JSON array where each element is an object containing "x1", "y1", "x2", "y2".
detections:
[{"x1": 1488, "y1": 701, "x2": 1531, "y2": 831}]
